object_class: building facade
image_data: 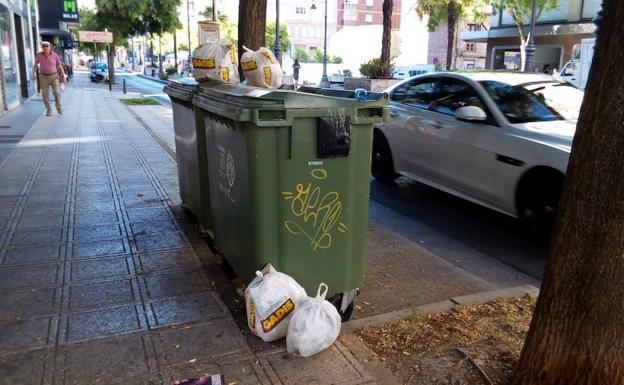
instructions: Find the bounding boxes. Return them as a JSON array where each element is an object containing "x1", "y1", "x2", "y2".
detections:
[
  {"x1": 0, "y1": 0, "x2": 39, "y2": 113},
  {"x1": 266, "y1": 0, "x2": 338, "y2": 55},
  {"x1": 462, "y1": 0, "x2": 600, "y2": 71},
  {"x1": 337, "y1": 0, "x2": 400, "y2": 30}
]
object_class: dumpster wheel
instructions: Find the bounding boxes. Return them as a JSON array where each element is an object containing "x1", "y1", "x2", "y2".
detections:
[{"x1": 328, "y1": 293, "x2": 354, "y2": 322}]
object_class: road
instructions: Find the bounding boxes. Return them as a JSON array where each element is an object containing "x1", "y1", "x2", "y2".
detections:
[{"x1": 119, "y1": 72, "x2": 547, "y2": 284}]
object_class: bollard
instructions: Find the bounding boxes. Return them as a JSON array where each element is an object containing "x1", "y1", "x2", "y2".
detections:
[{"x1": 123, "y1": 78, "x2": 127, "y2": 94}]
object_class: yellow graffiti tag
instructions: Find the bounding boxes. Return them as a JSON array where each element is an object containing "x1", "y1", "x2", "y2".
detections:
[
  {"x1": 311, "y1": 168, "x2": 328, "y2": 180},
  {"x1": 282, "y1": 169, "x2": 347, "y2": 250}
]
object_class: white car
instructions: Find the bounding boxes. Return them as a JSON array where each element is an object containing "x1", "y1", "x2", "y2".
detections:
[{"x1": 373, "y1": 72, "x2": 584, "y2": 233}]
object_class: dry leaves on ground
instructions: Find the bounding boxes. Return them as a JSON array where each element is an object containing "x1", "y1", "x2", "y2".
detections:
[{"x1": 358, "y1": 295, "x2": 537, "y2": 385}]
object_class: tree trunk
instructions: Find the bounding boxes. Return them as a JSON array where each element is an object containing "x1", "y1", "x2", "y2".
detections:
[
  {"x1": 519, "y1": 37, "x2": 527, "y2": 72},
  {"x1": 238, "y1": 0, "x2": 267, "y2": 79},
  {"x1": 107, "y1": 42, "x2": 116, "y2": 84},
  {"x1": 511, "y1": 2, "x2": 624, "y2": 384},
  {"x1": 380, "y1": 0, "x2": 393, "y2": 78},
  {"x1": 446, "y1": 0, "x2": 457, "y2": 71}
]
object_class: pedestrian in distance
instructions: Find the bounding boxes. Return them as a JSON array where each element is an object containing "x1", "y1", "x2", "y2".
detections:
[
  {"x1": 293, "y1": 59, "x2": 301, "y2": 87},
  {"x1": 32, "y1": 41, "x2": 66, "y2": 116}
]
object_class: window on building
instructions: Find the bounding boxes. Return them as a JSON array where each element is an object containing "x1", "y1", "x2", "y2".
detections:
[
  {"x1": 365, "y1": 14, "x2": 373, "y2": 22},
  {"x1": 366, "y1": 0, "x2": 374, "y2": 6},
  {"x1": 466, "y1": 43, "x2": 475, "y2": 52},
  {"x1": 345, "y1": 0, "x2": 359, "y2": 4},
  {"x1": 467, "y1": 23, "x2": 482, "y2": 32},
  {"x1": 295, "y1": 6, "x2": 307, "y2": 14},
  {"x1": 344, "y1": 10, "x2": 358, "y2": 21}
]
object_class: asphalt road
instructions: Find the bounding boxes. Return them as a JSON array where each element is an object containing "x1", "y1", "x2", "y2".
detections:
[
  {"x1": 369, "y1": 177, "x2": 547, "y2": 282},
  {"x1": 117, "y1": 72, "x2": 547, "y2": 284}
]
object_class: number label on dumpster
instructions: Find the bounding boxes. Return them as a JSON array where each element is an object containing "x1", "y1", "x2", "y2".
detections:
[{"x1": 281, "y1": 168, "x2": 348, "y2": 250}]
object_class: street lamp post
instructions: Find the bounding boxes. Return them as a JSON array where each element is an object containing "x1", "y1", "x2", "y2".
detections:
[
  {"x1": 312, "y1": 1, "x2": 330, "y2": 88},
  {"x1": 274, "y1": 0, "x2": 282, "y2": 64},
  {"x1": 187, "y1": 0, "x2": 192, "y2": 73},
  {"x1": 524, "y1": 0, "x2": 538, "y2": 72}
]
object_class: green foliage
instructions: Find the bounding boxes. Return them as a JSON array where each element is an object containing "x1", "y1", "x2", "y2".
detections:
[
  {"x1": 265, "y1": 22, "x2": 289, "y2": 54},
  {"x1": 165, "y1": 66, "x2": 178, "y2": 75},
  {"x1": 359, "y1": 58, "x2": 395, "y2": 79},
  {"x1": 120, "y1": 97, "x2": 160, "y2": 105},
  {"x1": 294, "y1": 48, "x2": 343, "y2": 64},
  {"x1": 434, "y1": 63, "x2": 444, "y2": 72},
  {"x1": 202, "y1": 6, "x2": 228, "y2": 21},
  {"x1": 415, "y1": 0, "x2": 491, "y2": 32},
  {"x1": 313, "y1": 48, "x2": 324, "y2": 63},
  {"x1": 294, "y1": 48, "x2": 310, "y2": 62}
]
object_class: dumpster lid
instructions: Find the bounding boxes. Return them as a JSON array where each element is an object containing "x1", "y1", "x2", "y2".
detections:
[
  {"x1": 164, "y1": 78, "x2": 200, "y2": 102},
  {"x1": 195, "y1": 80, "x2": 388, "y2": 109}
]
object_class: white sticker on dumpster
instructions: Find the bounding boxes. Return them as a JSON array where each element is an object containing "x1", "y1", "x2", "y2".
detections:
[{"x1": 217, "y1": 145, "x2": 236, "y2": 203}]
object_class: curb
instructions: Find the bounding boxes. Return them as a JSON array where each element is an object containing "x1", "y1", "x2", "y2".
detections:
[
  {"x1": 342, "y1": 284, "x2": 539, "y2": 334},
  {"x1": 137, "y1": 74, "x2": 169, "y2": 85}
]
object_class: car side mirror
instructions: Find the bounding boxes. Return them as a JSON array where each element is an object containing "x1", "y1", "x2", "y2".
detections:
[{"x1": 455, "y1": 106, "x2": 487, "y2": 122}]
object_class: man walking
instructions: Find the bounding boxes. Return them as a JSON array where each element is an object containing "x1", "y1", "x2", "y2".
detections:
[{"x1": 32, "y1": 41, "x2": 66, "y2": 116}]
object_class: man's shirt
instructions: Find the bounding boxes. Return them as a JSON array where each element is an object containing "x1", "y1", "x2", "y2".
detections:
[{"x1": 35, "y1": 51, "x2": 62, "y2": 75}]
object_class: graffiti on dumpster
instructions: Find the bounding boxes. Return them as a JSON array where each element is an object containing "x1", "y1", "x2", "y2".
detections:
[
  {"x1": 218, "y1": 145, "x2": 236, "y2": 203},
  {"x1": 281, "y1": 168, "x2": 348, "y2": 250}
]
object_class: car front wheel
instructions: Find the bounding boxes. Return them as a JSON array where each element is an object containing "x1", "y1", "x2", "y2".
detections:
[
  {"x1": 518, "y1": 171, "x2": 564, "y2": 239},
  {"x1": 371, "y1": 130, "x2": 397, "y2": 183}
]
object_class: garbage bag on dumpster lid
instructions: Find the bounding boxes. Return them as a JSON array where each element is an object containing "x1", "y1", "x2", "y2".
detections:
[
  {"x1": 192, "y1": 39, "x2": 240, "y2": 83},
  {"x1": 240, "y1": 46, "x2": 283, "y2": 88},
  {"x1": 245, "y1": 263, "x2": 307, "y2": 342},
  {"x1": 286, "y1": 283, "x2": 342, "y2": 357}
]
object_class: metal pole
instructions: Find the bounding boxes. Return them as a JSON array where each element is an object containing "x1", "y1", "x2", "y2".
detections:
[
  {"x1": 187, "y1": 0, "x2": 192, "y2": 74},
  {"x1": 319, "y1": 0, "x2": 330, "y2": 88},
  {"x1": 187, "y1": 0, "x2": 192, "y2": 51},
  {"x1": 274, "y1": 0, "x2": 282, "y2": 64},
  {"x1": 524, "y1": 0, "x2": 538, "y2": 72},
  {"x1": 131, "y1": 35, "x2": 135, "y2": 68},
  {"x1": 212, "y1": 0, "x2": 217, "y2": 21},
  {"x1": 123, "y1": 78, "x2": 126, "y2": 93}
]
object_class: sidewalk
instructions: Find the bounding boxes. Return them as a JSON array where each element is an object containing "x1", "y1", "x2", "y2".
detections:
[{"x1": 0, "y1": 75, "x2": 377, "y2": 385}]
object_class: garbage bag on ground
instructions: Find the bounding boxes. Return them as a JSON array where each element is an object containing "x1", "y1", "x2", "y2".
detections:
[
  {"x1": 286, "y1": 283, "x2": 342, "y2": 357},
  {"x1": 192, "y1": 39, "x2": 240, "y2": 83},
  {"x1": 245, "y1": 263, "x2": 307, "y2": 342},
  {"x1": 240, "y1": 46, "x2": 283, "y2": 88}
]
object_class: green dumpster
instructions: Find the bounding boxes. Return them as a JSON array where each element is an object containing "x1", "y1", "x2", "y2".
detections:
[
  {"x1": 193, "y1": 81, "x2": 388, "y2": 318},
  {"x1": 164, "y1": 79, "x2": 212, "y2": 227}
]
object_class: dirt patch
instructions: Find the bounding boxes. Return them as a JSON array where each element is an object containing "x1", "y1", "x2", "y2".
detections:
[
  {"x1": 358, "y1": 295, "x2": 536, "y2": 385},
  {"x1": 355, "y1": 224, "x2": 494, "y2": 319}
]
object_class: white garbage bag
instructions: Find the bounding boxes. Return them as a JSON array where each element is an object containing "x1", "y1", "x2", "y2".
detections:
[
  {"x1": 240, "y1": 46, "x2": 283, "y2": 88},
  {"x1": 245, "y1": 264, "x2": 307, "y2": 342},
  {"x1": 192, "y1": 39, "x2": 240, "y2": 83},
  {"x1": 286, "y1": 283, "x2": 342, "y2": 357}
]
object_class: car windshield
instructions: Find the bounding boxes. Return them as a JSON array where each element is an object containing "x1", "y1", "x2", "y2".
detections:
[
  {"x1": 91, "y1": 63, "x2": 107, "y2": 70},
  {"x1": 479, "y1": 80, "x2": 566, "y2": 124},
  {"x1": 525, "y1": 82, "x2": 584, "y2": 121}
]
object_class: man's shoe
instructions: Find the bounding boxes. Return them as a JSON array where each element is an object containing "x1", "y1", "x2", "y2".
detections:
[
  {"x1": 57, "y1": 109, "x2": 63, "y2": 115},
  {"x1": 46, "y1": 111, "x2": 52, "y2": 116}
]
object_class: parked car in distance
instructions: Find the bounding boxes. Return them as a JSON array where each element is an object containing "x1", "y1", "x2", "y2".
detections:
[
  {"x1": 89, "y1": 62, "x2": 109, "y2": 83},
  {"x1": 372, "y1": 71, "x2": 584, "y2": 235}
]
